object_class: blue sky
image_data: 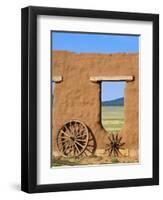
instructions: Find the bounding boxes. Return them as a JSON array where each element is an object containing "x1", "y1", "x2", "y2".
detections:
[
  {"x1": 52, "y1": 31, "x2": 139, "y2": 101},
  {"x1": 101, "y1": 82, "x2": 125, "y2": 101}
]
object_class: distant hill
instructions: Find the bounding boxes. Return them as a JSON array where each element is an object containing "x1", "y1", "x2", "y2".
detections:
[{"x1": 102, "y1": 97, "x2": 124, "y2": 106}]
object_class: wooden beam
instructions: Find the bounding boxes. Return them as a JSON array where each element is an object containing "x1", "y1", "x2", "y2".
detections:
[
  {"x1": 90, "y1": 76, "x2": 134, "y2": 82},
  {"x1": 52, "y1": 76, "x2": 63, "y2": 83}
]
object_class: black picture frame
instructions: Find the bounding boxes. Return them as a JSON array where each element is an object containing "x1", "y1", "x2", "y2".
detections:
[{"x1": 21, "y1": 6, "x2": 159, "y2": 193}]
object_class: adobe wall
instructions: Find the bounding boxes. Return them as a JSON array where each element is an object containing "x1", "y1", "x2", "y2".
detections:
[{"x1": 52, "y1": 51, "x2": 139, "y2": 157}]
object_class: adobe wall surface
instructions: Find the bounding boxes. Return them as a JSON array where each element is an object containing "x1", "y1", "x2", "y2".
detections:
[{"x1": 52, "y1": 51, "x2": 139, "y2": 157}]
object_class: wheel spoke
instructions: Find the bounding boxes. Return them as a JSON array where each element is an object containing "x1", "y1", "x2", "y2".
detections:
[
  {"x1": 62, "y1": 128, "x2": 70, "y2": 138},
  {"x1": 69, "y1": 123, "x2": 75, "y2": 135},
  {"x1": 115, "y1": 134, "x2": 118, "y2": 142},
  {"x1": 75, "y1": 141, "x2": 85, "y2": 149},
  {"x1": 62, "y1": 143, "x2": 71, "y2": 153},
  {"x1": 74, "y1": 122, "x2": 79, "y2": 133},
  {"x1": 117, "y1": 148, "x2": 123, "y2": 156},
  {"x1": 85, "y1": 148, "x2": 92, "y2": 153},
  {"x1": 118, "y1": 142, "x2": 125, "y2": 147},
  {"x1": 60, "y1": 130, "x2": 70, "y2": 138},
  {"x1": 109, "y1": 148, "x2": 113, "y2": 156},
  {"x1": 74, "y1": 143, "x2": 80, "y2": 154},
  {"x1": 112, "y1": 134, "x2": 115, "y2": 142},
  {"x1": 60, "y1": 141, "x2": 70, "y2": 150},
  {"x1": 108, "y1": 136, "x2": 112, "y2": 142},
  {"x1": 75, "y1": 138, "x2": 87, "y2": 142},
  {"x1": 59, "y1": 136, "x2": 70, "y2": 141},
  {"x1": 118, "y1": 136, "x2": 122, "y2": 144}
]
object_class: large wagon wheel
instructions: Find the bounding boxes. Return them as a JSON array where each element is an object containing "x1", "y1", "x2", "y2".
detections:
[{"x1": 57, "y1": 120, "x2": 89, "y2": 157}]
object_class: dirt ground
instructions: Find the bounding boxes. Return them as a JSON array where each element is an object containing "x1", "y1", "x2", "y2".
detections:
[{"x1": 52, "y1": 153, "x2": 138, "y2": 167}]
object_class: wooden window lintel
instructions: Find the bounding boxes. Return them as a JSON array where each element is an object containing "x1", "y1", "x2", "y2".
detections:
[
  {"x1": 52, "y1": 76, "x2": 63, "y2": 83},
  {"x1": 90, "y1": 76, "x2": 134, "y2": 82}
]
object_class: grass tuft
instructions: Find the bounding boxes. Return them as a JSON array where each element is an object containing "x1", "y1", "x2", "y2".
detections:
[{"x1": 111, "y1": 157, "x2": 120, "y2": 163}]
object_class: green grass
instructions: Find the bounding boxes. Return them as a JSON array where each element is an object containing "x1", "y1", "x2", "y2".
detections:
[
  {"x1": 51, "y1": 158, "x2": 80, "y2": 167},
  {"x1": 102, "y1": 106, "x2": 124, "y2": 132},
  {"x1": 111, "y1": 157, "x2": 120, "y2": 163}
]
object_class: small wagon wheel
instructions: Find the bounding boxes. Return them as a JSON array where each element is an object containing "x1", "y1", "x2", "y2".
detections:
[
  {"x1": 105, "y1": 132, "x2": 125, "y2": 157},
  {"x1": 57, "y1": 120, "x2": 89, "y2": 157}
]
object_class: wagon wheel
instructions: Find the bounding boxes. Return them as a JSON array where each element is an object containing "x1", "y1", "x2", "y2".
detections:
[
  {"x1": 105, "y1": 132, "x2": 125, "y2": 157},
  {"x1": 57, "y1": 120, "x2": 89, "y2": 157},
  {"x1": 81, "y1": 127, "x2": 96, "y2": 157}
]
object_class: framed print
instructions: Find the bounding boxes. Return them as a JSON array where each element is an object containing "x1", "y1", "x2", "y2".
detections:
[{"x1": 21, "y1": 6, "x2": 159, "y2": 193}]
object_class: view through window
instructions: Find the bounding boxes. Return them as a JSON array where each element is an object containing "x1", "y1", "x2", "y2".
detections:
[{"x1": 101, "y1": 81, "x2": 125, "y2": 132}]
